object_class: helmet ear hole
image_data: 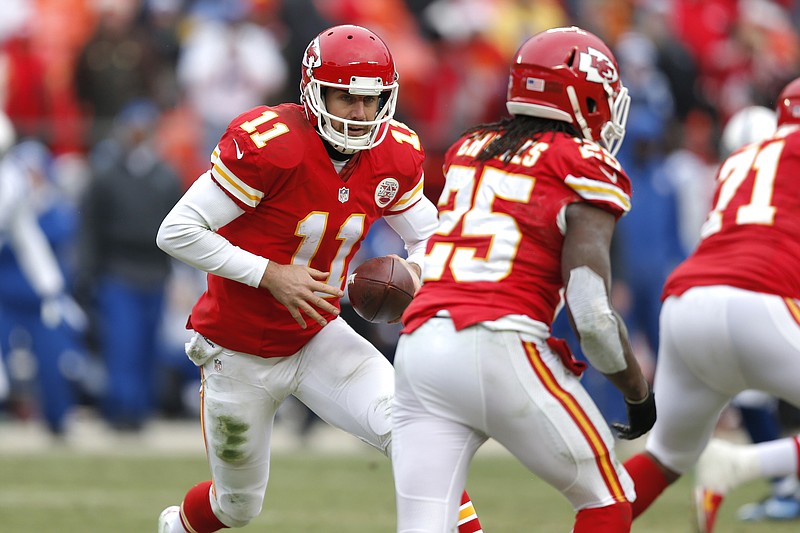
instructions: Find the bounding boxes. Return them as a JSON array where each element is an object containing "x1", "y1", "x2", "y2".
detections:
[
  {"x1": 565, "y1": 48, "x2": 577, "y2": 67},
  {"x1": 586, "y1": 98, "x2": 597, "y2": 113}
]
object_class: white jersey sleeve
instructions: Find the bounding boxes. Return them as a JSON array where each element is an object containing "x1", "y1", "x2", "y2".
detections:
[
  {"x1": 156, "y1": 171, "x2": 269, "y2": 287},
  {"x1": 383, "y1": 192, "x2": 438, "y2": 268}
]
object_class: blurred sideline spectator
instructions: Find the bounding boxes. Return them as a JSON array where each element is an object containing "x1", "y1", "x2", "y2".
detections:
[
  {"x1": 0, "y1": 25, "x2": 49, "y2": 141},
  {"x1": 176, "y1": 0, "x2": 288, "y2": 155},
  {"x1": 0, "y1": 116, "x2": 89, "y2": 437},
  {"x1": 75, "y1": 99, "x2": 184, "y2": 432},
  {"x1": 20, "y1": 0, "x2": 96, "y2": 154},
  {"x1": 659, "y1": 108, "x2": 720, "y2": 258},
  {"x1": 157, "y1": 260, "x2": 206, "y2": 418},
  {"x1": 671, "y1": 0, "x2": 799, "y2": 121},
  {"x1": 74, "y1": 0, "x2": 171, "y2": 149},
  {"x1": 274, "y1": 0, "x2": 334, "y2": 105}
]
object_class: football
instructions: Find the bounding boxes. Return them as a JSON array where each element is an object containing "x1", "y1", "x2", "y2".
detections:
[{"x1": 347, "y1": 255, "x2": 416, "y2": 323}]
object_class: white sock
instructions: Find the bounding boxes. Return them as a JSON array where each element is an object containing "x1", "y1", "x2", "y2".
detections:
[{"x1": 757, "y1": 437, "x2": 799, "y2": 480}]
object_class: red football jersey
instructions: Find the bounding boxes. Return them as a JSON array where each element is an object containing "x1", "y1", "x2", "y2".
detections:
[
  {"x1": 402, "y1": 131, "x2": 632, "y2": 333},
  {"x1": 663, "y1": 124, "x2": 800, "y2": 299},
  {"x1": 189, "y1": 104, "x2": 427, "y2": 357}
]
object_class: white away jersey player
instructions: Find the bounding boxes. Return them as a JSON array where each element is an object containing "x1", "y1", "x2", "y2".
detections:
[
  {"x1": 403, "y1": 131, "x2": 632, "y2": 333},
  {"x1": 663, "y1": 124, "x2": 800, "y2": 300},
  {"x1": 189, "y1": 103, "x2": 427, "y2": 357}
]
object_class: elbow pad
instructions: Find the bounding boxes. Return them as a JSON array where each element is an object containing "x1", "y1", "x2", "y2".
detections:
[{"x1": 566, "y1": 266, "x2": 627, "y2": 374}]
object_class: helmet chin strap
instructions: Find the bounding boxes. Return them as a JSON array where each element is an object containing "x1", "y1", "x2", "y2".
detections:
[
  {"x1": 320, "y1": 135, "x2": 353, "y2": 161},
  {"x1": 320, "y1": 118, "x2": 373, "y2": 155}
]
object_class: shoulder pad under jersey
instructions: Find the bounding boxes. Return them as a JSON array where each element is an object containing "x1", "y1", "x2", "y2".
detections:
[
  {"x1": 558, "y1": 137, "x2": 632, "y2": 217},
  {"x1": 217, "y1": 104, "x2": 315, "y2": 171},
  {"x1": 210, "y1": 104, "x2": 319, "y2": 209},
  {"x1": 368, "y1": 119, "x2": 426, "y2": 178}
]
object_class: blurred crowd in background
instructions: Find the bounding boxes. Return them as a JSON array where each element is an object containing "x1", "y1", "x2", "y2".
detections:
[{"x1": 0, "y1": 0, "x2": 798, "y2": 440}]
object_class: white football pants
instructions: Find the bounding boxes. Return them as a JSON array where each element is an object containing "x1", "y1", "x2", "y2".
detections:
[
  {"x1": 647, "y1": 285, "x2": 800, "y2": 474},
  {"x1": 392, "y1": 317, "x2": 634, "y2": 533},
  {"x1": 197, "y1": 317, "x2": 394, "y2": 526}
]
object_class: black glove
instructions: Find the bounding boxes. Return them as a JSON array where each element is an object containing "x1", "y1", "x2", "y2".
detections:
[{"x1": 612, "y1": 384, "x2": 656, "y2": 440}]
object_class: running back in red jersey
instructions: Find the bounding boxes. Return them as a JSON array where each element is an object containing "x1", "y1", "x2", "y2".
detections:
[{"x1": 347, "y1": 256, "x2": 415, "y2": 323}]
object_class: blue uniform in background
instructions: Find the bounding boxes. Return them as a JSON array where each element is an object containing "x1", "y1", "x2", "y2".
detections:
[{"x1": 0, "y1": 202, "x2": 85, "y2": 434}]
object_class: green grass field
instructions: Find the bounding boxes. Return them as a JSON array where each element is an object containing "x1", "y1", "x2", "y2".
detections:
[{"x1": 0, "y1": 446, "x2": 791, "y2": 532}]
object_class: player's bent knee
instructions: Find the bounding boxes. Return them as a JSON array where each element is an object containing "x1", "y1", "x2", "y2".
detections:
[{"x1": 366, "y1": 394, "x2": 393, "y2": 456}]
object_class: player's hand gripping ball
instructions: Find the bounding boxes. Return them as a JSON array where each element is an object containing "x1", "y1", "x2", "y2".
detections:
[{"x1": 347, "y1": 256, "x2": 415, "y2": 323}]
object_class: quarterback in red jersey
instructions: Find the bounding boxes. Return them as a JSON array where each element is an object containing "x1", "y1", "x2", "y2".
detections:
[
  {"x1": 623, "y1": 76, "x2": 800, "y2": 533},
  {"x1": 391, "y1": 27, "x2": 654, "y2": 533},
  {"x1": 155, "y1": 25, "x2": 482, "y2": 533}
]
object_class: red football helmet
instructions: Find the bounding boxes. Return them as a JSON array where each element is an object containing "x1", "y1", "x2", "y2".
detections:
[
  {"x1": 300, "y1": 25, "x2": 399, "y2": 154},
  {"x1": 776, "y1": 77, "x2": 800, "y2": 127},
  {"x1": 506, "y1": 26, "x2": 630, "y2": 156}
]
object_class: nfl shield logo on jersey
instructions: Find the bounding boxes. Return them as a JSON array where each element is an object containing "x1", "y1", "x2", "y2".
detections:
[
  {"x1": 338, "y1": 186, "x2": 350, "y2": 203},
  {"x1": 213, "y1": 358, "x2": 223, "y2": 373},
  {"x1": 375, "y1": 178, "x2": 399, "y2": 207}
]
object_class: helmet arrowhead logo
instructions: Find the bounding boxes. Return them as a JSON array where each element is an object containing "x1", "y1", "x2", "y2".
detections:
[
  {"x1": 302, "y1": 37, "x2": 322, "y2": 71},
  {"x1": 579, "y1": 47, "x2": 618, "y2": 84}
]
